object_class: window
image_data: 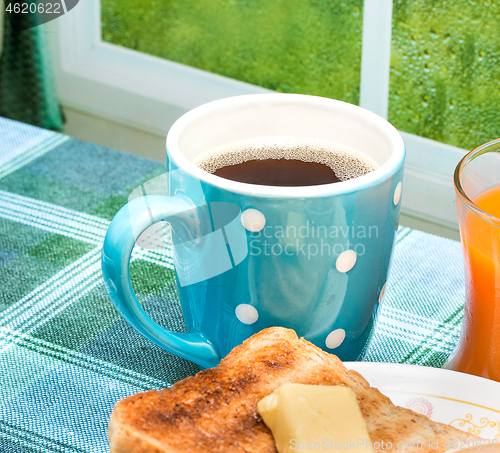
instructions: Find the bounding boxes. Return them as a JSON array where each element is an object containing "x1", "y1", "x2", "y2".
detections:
[
  {"x1": 101, "y1": 0, "x2": 363, "y2": 106},
  {"x1": 389, "y1": 0, "x2": 500, "y2": 151},
  {"x1": 48, "y1": 0, "x2": 500, "y2": 228}
]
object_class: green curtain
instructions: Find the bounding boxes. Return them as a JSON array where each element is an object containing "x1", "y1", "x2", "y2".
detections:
[{"x1": 0, "y1": 11, "x2": 63, "y2": 130}]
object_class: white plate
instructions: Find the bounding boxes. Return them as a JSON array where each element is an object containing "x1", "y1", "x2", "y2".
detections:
[{"x1": 345, "y1": 362, "x2": 500, "y2": 441}]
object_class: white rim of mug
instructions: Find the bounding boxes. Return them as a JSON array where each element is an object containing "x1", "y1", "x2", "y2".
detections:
[
  {"x1": 454, "y1": 137, "x2": 500, "y2": 228},
  {"x1": 166, "y1": 93, "x2": 406, "y2": 198}
]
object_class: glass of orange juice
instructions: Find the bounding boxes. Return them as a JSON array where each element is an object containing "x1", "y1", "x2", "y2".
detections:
[{"x1": 444, "y1": 138, "x2": 500, "y2": 381}]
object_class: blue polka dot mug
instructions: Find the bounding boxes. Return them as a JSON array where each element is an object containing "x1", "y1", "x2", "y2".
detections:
[{"x1": 102, "y1": 94, "x2": 405, "y2": 368}]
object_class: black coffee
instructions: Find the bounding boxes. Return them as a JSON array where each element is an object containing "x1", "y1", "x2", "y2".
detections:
[
  {"x1": 212, "y1": 158, "x2": 341, "y2": 186},
  {"x1": 194, "y1": 138, "x2": 377, "y2": 187}
]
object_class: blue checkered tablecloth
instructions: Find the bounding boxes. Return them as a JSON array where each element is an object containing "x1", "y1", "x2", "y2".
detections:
[{"x1": 0, "y1": 117, "x2": 465, "y2": 452}]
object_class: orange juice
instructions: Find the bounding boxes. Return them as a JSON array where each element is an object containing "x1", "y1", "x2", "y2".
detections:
[{"x1": 452, "y1": 184, "x2": 500, "y2": 381}]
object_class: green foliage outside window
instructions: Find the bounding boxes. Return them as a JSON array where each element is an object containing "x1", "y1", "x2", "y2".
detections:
[
  {"x1": 389, "y1": 0, "x2": 500, "y2": 150},
  {"x1": 101, "y1": 0, "x2": 363, "y2": 105}
]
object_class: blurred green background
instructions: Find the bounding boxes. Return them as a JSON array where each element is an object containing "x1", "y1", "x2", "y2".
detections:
[
  {"x1": 390, "y1": 0, "x2": 500, "y2": 149},
  {"x1": 102, "y1": 0, "x2": 500, "y2": 151}
]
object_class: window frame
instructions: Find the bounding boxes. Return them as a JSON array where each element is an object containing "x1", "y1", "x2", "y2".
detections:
[{"x1": 48, "y1": 0, "x2": 465, "y2": 229}]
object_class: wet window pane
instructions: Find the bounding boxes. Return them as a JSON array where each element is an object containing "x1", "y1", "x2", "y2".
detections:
[
  {"x1": 101, "y1": 0, "x2": 363, "y2": 105},
  {"x1": 389, "y1": 0, "x2": 500, "y2": 150}
]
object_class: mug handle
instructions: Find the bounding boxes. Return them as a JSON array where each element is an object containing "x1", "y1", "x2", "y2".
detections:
[{"x1": 101, "y1": 194, "x2": 221, "y2": 369}]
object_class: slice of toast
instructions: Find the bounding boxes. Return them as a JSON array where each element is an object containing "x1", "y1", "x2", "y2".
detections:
[{"x1": 109, "y1": 327, "x2": 477, "y2": 453}]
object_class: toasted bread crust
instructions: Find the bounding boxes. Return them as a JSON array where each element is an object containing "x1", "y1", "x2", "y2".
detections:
[{"x1": 109, "y1": 327, "x2": 476, "y2": 453}]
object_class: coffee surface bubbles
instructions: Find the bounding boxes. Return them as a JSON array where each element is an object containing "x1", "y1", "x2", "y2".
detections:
[{"x1": 193, "y1": 138, "x2": 378, "y2": 187}]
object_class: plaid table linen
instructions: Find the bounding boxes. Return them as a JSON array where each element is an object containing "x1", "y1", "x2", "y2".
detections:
[{"x1": 0, "y1": 117, "x2": 465, "y2": 452}]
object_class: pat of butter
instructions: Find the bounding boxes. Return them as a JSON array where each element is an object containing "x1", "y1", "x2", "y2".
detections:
[{"x1": 258, "y1": 383, "x2": 374, "y2": 453}]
